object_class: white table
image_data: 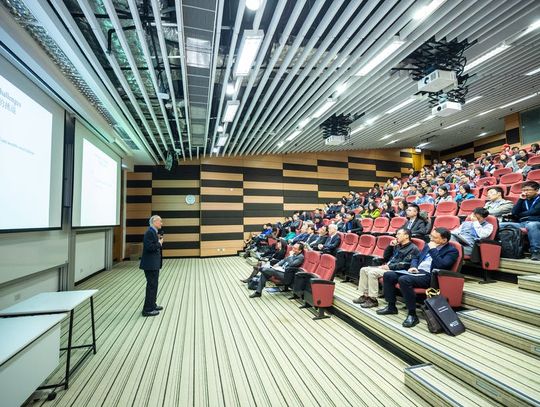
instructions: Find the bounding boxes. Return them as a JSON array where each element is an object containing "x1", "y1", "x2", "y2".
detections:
[
  {"x1": 0, "y1": 314, "x2": 66, "y2": 407},
  {"x1": 0, "y1": 290, "x2": 98, "y2": 391}
]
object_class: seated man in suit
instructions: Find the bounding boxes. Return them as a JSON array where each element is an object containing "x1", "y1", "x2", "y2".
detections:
[
  {"x1": 305, "y1": 225, "x2": 327, "y2": 249},
  {"x1": 317, "y1": 223, "x2": 341, "y2": 255},
  {"x1": 404, "y1": 204, "x2": 430, "y2": 240},
  {"x1": 377, "y1": 227, "x2": 459, "y2": 328},
  {"x1": 249, "y1": 242, "x2": 305, "y2": 298}
]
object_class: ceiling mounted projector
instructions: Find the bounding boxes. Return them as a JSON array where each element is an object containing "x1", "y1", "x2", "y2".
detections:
[
  {"x1": 324, "y1": 135, "x2": 347, "y2": 146},
  {"x1": 418, "y1": 69, "x2": 457, "y2": 93},
  {"x1": 432, "y1": 100, "x2": 462, "y2": 117}
]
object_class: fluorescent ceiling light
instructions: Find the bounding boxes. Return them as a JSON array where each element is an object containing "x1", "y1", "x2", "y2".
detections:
[
  {"x1": 212, "y1": 147, "x2": 220, "y2": 153},
  {"x1": 380, "y1": 134, "x2": 393, "y2": 140},
  {"x1": 498, "y1": 93, "x2": 538, "y2": 109},
  {"x1": 186, "y1": 37, "x2": 211, "y2": 68},
  {"x1": 386, "y1": 98, "x2": 415, "y2": 114},
  {"x1": 464, "y1": 44, "x2": 510, "y2": 72},
  {"x1": 477, "y1": 109, "x2": 495, "y2": 116},
  {"x1": 223, "y1": 100, "x2": 240, "y2": 122},
  {"x1": 355, "y1": 38, "x2": 405, "y2": 76},
  {"x1": 517, "y1": 20, "x2": 540, "y2": 39},
  {"x1": 477, "y1": 132, "x2": 488, "y2": 137},
  {"x1": 217, "y1": 125, "x2": 224, "y2": 132},
  {"x1": 464, "y1": 96, "x2": 482, "y2": 104},
  {"x1": 298, "y1": 118, "x2": 310, "y2": 129},
  {"x1": 234, "y1": 30, "x2": 264, "y2": 77},
  {"x1": 444, "y1": 119, "x2": 469, "y2": 129},
  {"x1": 277, "y1": 141, "x2": 284, "y2": 148},
  {"x1": 397, "y1": 122, "x2": 421, "y2": 133},
  {"x1": 285, "y1": 130, "x2": 301, "y2": 142},
  {"x1": 312, "y1": 98, "x2": 336, "y2": 118},
  {"x1": 525, "y1": 67, "x2": 540, "y2": 76},
  {"x1": 216, "y1": 134, "x2": 228, "y2": 147},
  {"x1": 421, "y1": 115, "x2": 435, "y2": 122},
  {"x1": 365, "y1": 115, "x2": 380, "y2": 125},
  {"x1": 226, "y1": 83, "x2": 235, "y2": 95},
  {"x1": 416, "y1": 142, "x2": 429, "y2": 148},
  {"x1": 387, "y1": 139, "x2": 400, "y2": 145},
  {"x1": 413, "y1": 0, "x2": 446, "y2": 21},
  {"x1": 335, "y1": 82, "x2": 349, "y2": 95},
  {"x1": 351, "y1": 124, "x2": 366, "y2": 135},
  {"x1": 246, "y1": 0, "x2": 262, "y2": 11}
]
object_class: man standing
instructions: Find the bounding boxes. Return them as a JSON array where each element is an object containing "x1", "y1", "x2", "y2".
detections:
[
  {"x1": 140, "y1": 215, "x2": 164, "y2": 317},
  {"x1": 377, "y1": 227, "x2": 459, "y2": 328},
  {"x1": 353, "y1": 228, "x2": 419, "y2": 308}
]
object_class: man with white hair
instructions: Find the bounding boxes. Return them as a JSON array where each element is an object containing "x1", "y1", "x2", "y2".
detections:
[
  {"x1": 318, "y1": 223, "x2": 341, "y2": 256},
  {"x1": 140, "y1": 215, "x2": 164, "y2": 317}
]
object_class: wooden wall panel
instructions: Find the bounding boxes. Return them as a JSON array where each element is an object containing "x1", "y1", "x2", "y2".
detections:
[{"x1": 126, "y1": 148, "x2": 414, "y2": 258}]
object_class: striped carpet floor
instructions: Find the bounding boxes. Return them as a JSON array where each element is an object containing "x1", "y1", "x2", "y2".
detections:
[{"x1": 26, "y1": 257, "x2": 429, "y2": 407}]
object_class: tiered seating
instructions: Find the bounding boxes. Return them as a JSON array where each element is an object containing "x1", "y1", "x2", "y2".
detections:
[
  {"x1": 527, "y1": 169, "x2": 540, "y2": 182},
  {"x1": 370, "y1": 217, "x2": 389, "y2": 235},
  {"x1": 457, "y1": 199, "x2": 485, "y2": 216},
  {"x1": 418, "y1": 203, "x2": 435, "y2": 217},
  {"x1": 432, "y1": 215, "x2": 461, "y2": 231},
  {"x1": 493, "y1": 167, "x2": 512, "y2": 179},
  {"x1": 360, "y1": 218, "x2": 373, "y2": 233},
  {"x1": 434, "y1": 201, "x2": 457, "y2": 216},
  {"x1": 386, "y1": 217, "x2": 407, "y2": 234}
]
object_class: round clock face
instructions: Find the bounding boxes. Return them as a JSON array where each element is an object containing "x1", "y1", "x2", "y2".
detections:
[{"x1": 185, "y1": 194, "x2": 196, "y2": 205}]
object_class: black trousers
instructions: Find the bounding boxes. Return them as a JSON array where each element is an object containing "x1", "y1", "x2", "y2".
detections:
[
  {"x1": 257, "y1": 267, "x2": 284, "y2": 293},
  {"x1": 143, "y1": 269, "x2": 160, "y2": 312},
  {"x1": 383, "y1": 271, "x2": 431, "y2": 314}
]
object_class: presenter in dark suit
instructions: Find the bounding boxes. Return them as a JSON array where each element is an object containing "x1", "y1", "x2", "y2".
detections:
[{"x1": 140, "y1": 215, "x2": 164, "y2": 317}]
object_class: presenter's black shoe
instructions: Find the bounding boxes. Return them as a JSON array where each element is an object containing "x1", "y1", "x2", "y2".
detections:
[
  {"x1": 249, "y1": 292, "x2": 262, "y2": 298},
  {"x1": 402, "y1": 314, "x2": 419, "y2": 328},
  {"x1": 154, "y1": 305, "x2": 164, "y2": 311},
  {"x1": 142, "y1": 310, "x2": 159, "y2": 317},
  {"x1": 376, "y1": 305, "x2": 398, "y2": 315}
]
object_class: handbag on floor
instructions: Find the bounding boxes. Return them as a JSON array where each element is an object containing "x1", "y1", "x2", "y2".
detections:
[
  {"x1": 421, "y1": 304, "x2": 443, "y2": 334},
  {"x1": 423, "y1": 288, "x2": 465, "y2": 336}
]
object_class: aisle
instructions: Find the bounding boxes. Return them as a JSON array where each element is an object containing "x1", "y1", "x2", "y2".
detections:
[{"x1": 27, "y1": 257, "x2": 427, "y2": 407}]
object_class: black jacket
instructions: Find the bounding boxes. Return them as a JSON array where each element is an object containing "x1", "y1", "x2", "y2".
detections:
[
  {"x1": 404, "y1": 217, "x2": 430, "y2": 237},
  {"x1": 382, "y1": 242, "x2": 420, "y2": 270},
  {"x1": 139, "y1": 227, "x2": 162, "y2": 270},
  {"x1": 512, "y1": 195, "x2": 540, "y2": 222}
]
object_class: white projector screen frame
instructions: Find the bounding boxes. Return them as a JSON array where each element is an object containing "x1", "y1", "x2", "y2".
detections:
[
  {"x1": 0, "y1": 54, "x2": 64, "y2": 233},
  {"x1": 72, "y1": 121, "x2": 121, "y2": 228}
]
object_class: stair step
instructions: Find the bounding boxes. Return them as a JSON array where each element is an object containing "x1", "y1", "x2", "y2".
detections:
[
  {"x1": 459, "y1": 309, "x2": 540, "y2": 357},
  {"x1": 462, "y1": 281, "x2": 540, "y2": 326},
  {"x1": 498, "y1": 258, "x2": 540, "y2": 276},
  {"x1": 518, "y1": 275, "x2": 540, "y2": 293},
  {"x1": 333, "y1": 281, "x2": 540, "y2": 407},
  {"x1": 404, "y1": 364, "x2": 503, "y2": 407}
]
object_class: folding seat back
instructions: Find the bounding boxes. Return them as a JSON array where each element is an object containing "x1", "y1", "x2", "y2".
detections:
[
  {"x1": 476, "y1": 177, "x2": 496, "y2": 187},
  {"x1": 432, "y1": 215, "x2": 461, "y2": 231},
  {"x1": 458, "y1": 199, "x2": 486, "y2": 216},
  {"x1": 500, "y1": 172, "x2": 524, "y2": 186},
  {"x1": 437, "y1": 241, "x2": 464, "y2": 307},
  {"x1": 427, "y1": 193, "x2": 436, "y2": 199},
  {"x1": 470, "y1": 188, "x2": 480, "y2": 198},
  {"x1": 406, "y1": 195, "x2": 416, "y2": 203},
  {"x1": 418, "y1": 203, "x2": 435, "y2": 217},
  {"x1": 301, "y1": 250, "x2": 321, "y2": 274},
  {"x1": 493, "y1": 167, "x2": 512, "y2": 179},
  {"x1": 340, "y1": 233, "x2": 359, "y2": 252},
  {"x1": 355, "y1": 234, "x2": 376, "y2": 255},
  {"x1": 360, "y1": 218, "x2": 373, "y2": 233},
  {"x1": 337, "y1": 232, "x2": 346, "y2": 249},
  {"x1": 528, "y1": 155, "x2": 540, "y2": 166},
  {"x1": 434, "y1": 201, "x2": 457, "y2": 216},
  {"x1": 285, "y1": 244, "x2": 293, "y2": 257},
  {"x1": 314, "y1": 254, "x2": 336, "y2": 280},
  {"x1": 353, "y1": 208, "x2": 362, "y2": 215},
  {"x1": 387, "y1": 217, "x2": 407, "y2": 234},
  {"x1": 393, "y1": 196, "x2": 403, "y2": 204},
  {"x1": 372, "y1": 235, "x2": 394, "y2": 257},
  {"x1": 506, "y1": 194, "x2": 520, "y2": 205},
  {"x1": 484, "y1": 215, "x2": 498, "y2": 240},
  {"x1": 509, "y1": 183, "x2": 523, "y2": 195},
  {"x1": 371, "y1": 217, "x2": 390, "y2": 234},
  {"x1": 527, "y1": 169, "x2": 540, "y2": 182},
  {"x1": 411, "y1": 238, "x2": 425, "y2": 251}
]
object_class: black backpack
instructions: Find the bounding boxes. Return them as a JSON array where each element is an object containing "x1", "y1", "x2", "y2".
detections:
[{"x1": 499, "y1": 226, "x2": 525, "y2": 259}]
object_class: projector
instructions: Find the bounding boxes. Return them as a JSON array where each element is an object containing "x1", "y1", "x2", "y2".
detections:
[
  {"x1": 417, "y1": 70, "x2": 457, "y2": 93},
  {"x1": 324, "y1": 135, "x2": 347, "y2": 146},
  {"x1": 432, "y1": 101, "x2": 462, "y2": 117}
]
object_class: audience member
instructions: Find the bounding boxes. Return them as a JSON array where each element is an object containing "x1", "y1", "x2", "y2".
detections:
[
  {"x1": 484, "y1": 187, "x2": 513, "y2": 220},
  {"x1": 450, "y1": 208, "x2": 493, "y2": 255}
]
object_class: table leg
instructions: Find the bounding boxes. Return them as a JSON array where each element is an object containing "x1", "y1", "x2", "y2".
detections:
[
  {"x1": 90, "y1": 296, "x2": 97, "y2": 354},
  {"x1": 65, "y1": 310, "x2": 74, "y2": 390}
]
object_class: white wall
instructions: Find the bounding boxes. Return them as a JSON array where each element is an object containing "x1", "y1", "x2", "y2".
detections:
[
  {"x1": 0, "y1": 268, "x2": 58, "y2": 309},
  {"x1": 74, "y1": 232, "x2": 106, "y2": 283}
]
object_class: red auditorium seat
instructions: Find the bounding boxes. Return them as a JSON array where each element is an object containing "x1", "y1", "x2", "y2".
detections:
[
  {"x1": 476, "y1": 177, "x2": 497, "y2": 187},
  {"x1": 432, "y1": 215, "x2": 461, "y2": 231},
  {"x1": 337, "y1": 232, "x2": 346, "y2": 249},
  {"x1": 369, "y1": 235, "x2": 395, "y2": 259},
  {"x1": 506, "y1": 194, "x2": 520, "y2": 205},
  {"x1": 434, "y1": 201, "x2": 457, "y2": 216},
  {"x1": 509, "y1": 183, "x2": 523, "y2": 195},
  {"x1": 493, "y1": 167, "x2": 512, "y2": 179},
  {"x1": 334, "y1": 233, "x2": 360, "y2": 276},
  {"x1": 418, "y1": 203, "x2": 435, "y2": 217},
  {"x1": 411, "y1": 238, "x2": 425, "y2": 251},
  {"x1": 528, "y1": 155, "x2": 540, "y2": 166},
  {"x1": 370, "y1": 217, "x2": 390, "y2": 235},
  {"x1": 464, "y1": 215, "x2": 501, "y2": 283},
  {"x1": 393, "y1": 196, "x2": 404, "y2": 204},
  {"x1": 527, "y1": 169, "x2": 540, "y2": 182},
  {"x1": 339, "y1": 233, "x2": 359, "y2": 252},
  {"x1": 480, "y1": 184, "x2": 506, "y2": 198},
  {"x1": 299, "y1": 250, "x2": 321, "y2": 274},
  {"x1": 499, "y1": 172, "x2": 524, "y2": 186},
  {"x1": 386, "y1": 217, "x2": 407, "y2": 234},
  {"x1": 405, "y1": 195, "x2": 416, "y2": 203},
  {"x1": 457, "y1": 199, "x2": 486, "y2": 217},
  {"x1": 355, "y1": 234, "x2": 376, "y2": 255},
  {"x1": 360, "y1": 218, "x2": 374, "y2": 233},
  {"x1": 295, "y1": 254, "x2": 337, "y2": 320},
  {"x1": 470, "y1": 187, "x2": 480, "y2": 198}
]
